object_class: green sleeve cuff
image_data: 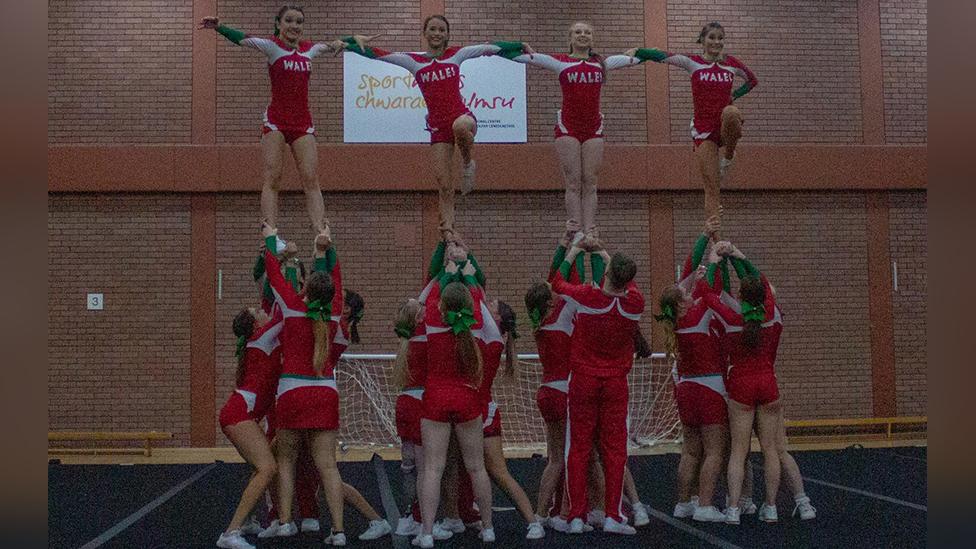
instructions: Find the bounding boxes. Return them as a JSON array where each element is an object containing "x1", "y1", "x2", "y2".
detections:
[
  {"x1": 550, "y1": 245, "x2": 567, "y2": 271},
  {"x1": 730, "y1": 257, "x2": 760, "y2": 279},
  {"x1": 558, "y1": 260, "x2": 572, "y2": 280},
  {"x1": 253, "y1": 253, "x2": 266, "y2": 282},
  {"x1": 706, "y1": 262, "x2": 718, "y2": 286},
  {"x1": 462, "y1": 274, "x2": 479, "y2": 287},
  {"x1": 591, "y1": 254, "x2": 606, "y2": 284},
  {"x1": 324, "y1": 248, "x2": 338, "y2": 272},
  {"x1": 428, "y1": 241, "x2": 446, "y2": 278},
  {"x1": 313, "y1": 257, "x2": 329, "y2": 273},
  {"x1": 285, "y1": 266, "x2": 300, "y2": 292},
  {"x1": 634, "y1": 48, "x2": 667, "y2": 63},
  {"x1": 493, "y1": 40, "x2": 524, "y2": 59},
  {"x1": 575, "y1": 253, "x2": 585, "y2": 282},
  {"x1": 264, "y1": 236, "x2": 277, "y2": 252},
  {"x1": 721, "y1": 259, "x2": 732, "y2": 292},
  {"x1": 342, "y1": 37, "x2": 378, "y2": 58},
  {"x1": 216, "y1": 24, "x2": 246, "y2": 45},
  {"x1": 467, "y1": 253, "x2": 486, "y2": 287},
  {"x1": 691, "y1": 233, "x2": 709, "y2": 269},
  {"x1": 732, "y1": 82, "x2": 753, "y2": 100}
]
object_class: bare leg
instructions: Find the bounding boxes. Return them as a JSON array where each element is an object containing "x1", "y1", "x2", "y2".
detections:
[
  {"x1": 756, "y1": 400, "x2": 784, "y2": 507},
  {"x1": 342, "y1": 482, "x2": 381, "y2": 520},
  {"x1": 260, "y1": 132, "x2": 286, "y2": 227},
  {"x1": 698, "y1": 423, "x2": 728, "y2": 507},
  {"x1": 419, "y1": 419, "x2": 451, "y2": 535},
  {"x1": 554, "y1": 136, "x2": 583, "y2": 235},
  {"x1": 452, "y1": 114, "x2": 476, "y2": 166},
  {"x1": 677, "y1": 425, "x2": 702, "y2": 503},
  {"x1": 483, "y1": 435, "x2": 535, "y2": 523},
  {"x1": 536, "y1": 418, "x2": 565, "y2": 517},
  {"x1": 307, "y1": 429, "x2": 345, "y2": 532},
  {"x1": 695, "y1": 140, "x2": 722, "y2": 231},
  {"x1": 777, "y1": 414, "x2": 805, "y2": 497},
  {"x1": 726, "y1": 400, "x2": 755, "y2": 507},
  {"x1": 223, "y1": 421, "x2": 277, "y2": 532},
  {"x1": 274, "y1": 429, "x2": 301, "y2": 524},
  {"x1": 441, "y1": 434, "x2": 460, "y2": 519},
  {"x1": 430, "y1": 143, "x2": 455, "y2": 234},
  {"x1": 720, "y1": 105, "x2": 743, "y2": 161},
  {"x1": 454, "y1": 418, "x2": 494, "y2": 530},
  {"x1": 579, "y1": 138, "x2": 605, "y2": 236},
  {"x1": 290, "y1": 134, "x2": 326, "y2": 232},
  {"x1": 400, "y1": 441, "x2": 418, "y2": 511}
]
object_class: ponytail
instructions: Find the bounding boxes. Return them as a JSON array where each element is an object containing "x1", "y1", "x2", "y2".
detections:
[
  {"x1": 455, "y1": 330, "x2": 483, "y2": 386},
  {"x1": 312, "y1": 319, "x2": 330, "y2": 376},
  {"x1": 345, "y1": 290, "x2": 365, "y2": 345},
  {"x1": 633, "y1": 328, "x2": 652, "y2": 360},
  {"x1": 232, "y1": 309, "x2": 257, "y2": 387},
  {"x1": 305, "y1": 271, "x2": 336, "y2": 377},
  {"x1": 655, "y1": 286, "x2": 683, "y2": 363},
  {"x1": 441, "y1": 282, "x2": 482, "y2": 385},
  {"x1": 739, "y1": 276, "x2": 767, "y2": 350},
  {"x1": 497, "y1": 300, "x2": 518, "y2": 377},
  {"x1": 392, "y1": 337, "x2": 411, "y2": 389}
]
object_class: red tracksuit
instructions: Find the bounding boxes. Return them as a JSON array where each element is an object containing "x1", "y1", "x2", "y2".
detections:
[{"x1": 551, "y1": 270, "x2": 644, "y2": 523}]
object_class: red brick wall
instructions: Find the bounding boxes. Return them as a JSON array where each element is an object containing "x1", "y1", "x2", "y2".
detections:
[
  {"x1": 48, "y1": 0, "x2": 193, "y2": 144},
  {"x1": 880, "y1": 0, "x2": 927, "y2": 143},
  {"x1": 672, "y1": 191, "x2": 873, "y2": 419},
  {"x1": 214, "y1": 1, "x2": 420, "y2": 144},
  {"x1": 48, "y1": 195, "x2": 193, "y2": 444},
  {"x1": 666, "y1": 0, "x2": 863, "y2": 144},
  {"x1": 888, "y1": 191, "x2": 926, "y2": 415},
  {"x1": 446, "y1": 0, "x2": 648, "y2": 143}
]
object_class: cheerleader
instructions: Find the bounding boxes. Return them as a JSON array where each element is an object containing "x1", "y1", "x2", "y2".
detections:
[
  {"x1": 216, "y1": 307, "x2": 284, "y2": 549},
  {"x1": 343, "y1": 19, "x2": 524, "y2": 234},
  {"x1": 627, "y1": 22, "x2": 758, "y2": 227},
  {"x1": 199, "y1": 8, "x2": 346, "y2": 232},
  {"x1": 512, "y1": 22, "x2": 642, "y2": 238},
  {"x1": 391, "y1": 298, "x2": 427, "y2": 536}
]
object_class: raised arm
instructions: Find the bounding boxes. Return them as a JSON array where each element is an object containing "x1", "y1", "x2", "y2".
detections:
[
  {"x1": 261, "y1": 233, "x2": 303, "y2": 310},
  {"x1": 726, "y1": 55, "x2": 759, "y2": 101},
  {"x1": 551, "y1": 245, "x2": 593, "y2": 301},
  {"x1": 427, "y1": 240, "x2": 447, "y2": 282},
  {"x1": 627, "y1": 48, "x2": 698, "y2": 73},
  {"x1": 200, "y1": 17, "x2": 279, "y2": 56},
  {"x1": 312, "y1": 230, "x2": 343, "y2": 316},
  {"x1": 341, "y1": 37, "x2": 426, "y2": 74},
  {"x1": 511, "y1": 51, "x2": 573, "y2": 73}
]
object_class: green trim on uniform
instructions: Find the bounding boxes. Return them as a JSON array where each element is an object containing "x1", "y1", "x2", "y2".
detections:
[
  {"x1": 216, "y1": 24, "x2": 246, "y2": 45},
  {"x1": 633, "y1": 48, "x2": 668, "y2": 63}
]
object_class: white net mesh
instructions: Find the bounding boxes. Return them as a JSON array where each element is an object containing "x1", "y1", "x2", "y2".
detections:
[{"x1": 335, "y1": 353, "x2": 681, "y2": 453}]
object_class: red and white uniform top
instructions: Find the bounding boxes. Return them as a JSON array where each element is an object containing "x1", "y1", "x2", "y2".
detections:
[
  {"x1": 362, "y1": 45, "x2": 501, "y2": 130},
  {"x1": 512, "y1": 53, "x2": 640, "y2": 132},
  {"x1": 706, "y1": 274, "x2": 782, "y2": 376},
  {"x1": 473, "y1": 301, "x2": 505, "y2": 405},
  {"x1": 263, "y1": 249, "x2": 344, "y2": 379},
  {"x1": 656, "y1": 53, "x2": 757, "y2": 139},
  {"x1": 236, "y1": 309, "x2": 284, "y2": 415},
  {"x1": 239, "y1": 36, "x2": 333, "y2": 132},
  {"x1": 403, "y1": 322, "x2": 429, "y2": 392},
  {"x1": 423, "y1": 282, "x2": 487, "y2": 390},
  {"x1": 551, "y1": 272, "x2": 645, "y2": 378},
  {"x1": 534, "y1": 263, "x2": 583, "y2": 389}
]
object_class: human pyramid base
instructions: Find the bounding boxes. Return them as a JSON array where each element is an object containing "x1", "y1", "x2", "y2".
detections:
[{"x1": 204, "y1": 6, "x2": 813, "y2": 549}]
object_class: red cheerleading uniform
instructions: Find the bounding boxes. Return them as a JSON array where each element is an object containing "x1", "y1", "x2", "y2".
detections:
[
  {"x1": 395, "y1": 323, "x2": 428, "y2": 446},
  {"x1": 474, "y1": 306, "x2": 505, "y2": 438},
  {"x1": 706, "y1": 273, "x2": 782, "y2": 407},
  {"x1": 513, "y1": 53, "x2": 641, "y2": 141},
  {"x1": 551, "y1": 269, "x2": 644, "y2": 523},
  {"x1": 347, "y1": 44, "x2": 505, "y2": 143},
  {"x1": 264, "y1": 247, "x2": 345, "y2": 430},
  {"x1": 219, "y1": 310, "x2": 284, "y2": 429},
  {"x1": 422, "y1": 282, "x2": 486, "y2": 424},
  {"x1": 533, "y1": 255, "x2": 582, "y2": 424},
  {"x1": 673, "y1": 278, "x2": 729, "y2": 427}
]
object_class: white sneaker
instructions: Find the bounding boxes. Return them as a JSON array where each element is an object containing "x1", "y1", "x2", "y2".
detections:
[
  {"x1": 461, "y1": 160, "x2": 477, "y2": 195},
  {"x1": 693, "y1": 505, "x2": 727, "y2": 523},
  {"x1": 431, "y1": 523, "x2": 453, "y2": 540},
  {"x1": 793, "y1": 495, "x2": 817, "y2": 520},
  {"x1": 440, "y1": 517, "x2": 465, "y2": 533},
  {"x1": 300, "y1": 518, "x2": 320, "y2": 532},
  {"x1": 673, "y1": 500, "x2": 697, "y2": 518},
  {"x1": 725, "y1": 506, "x2": 741, "y2": 525},
  {"x1": 479, "y1": 526, "x2": 495, "y2": 543},
  {"x1": 759, "y1": 503, "x2": 778, "y2": 523},
  {"x1": 396, "y1": 516, "x2": 421, "y2": 536},
  {"x1": 548, "y1": 516, "x2": 569, "y2": 533},
  {"x1": 603, "y1": 517, "x2": 637, "y2": 535},
  {"x1": 257, "y1": 519, "x2": 280, "y2": 538},
  {"x1": 720, "y1": 156, "x2": 733, "y2": 180},
  {"x1": 359, "y1": 519, "x2": 392, "y2": 540},
  {"x1": 216, "y1": 530, "x2": 255, "y2": 549},
  {"x1": 526, "y1": 520, "x2": 545, "y2": 539},
  {"x1": 586, "y1": 509, "x2": 606, "y2": 527},
  {"x1": 568, "y1": 517, "x2": 585, "y2": 534},
  {"x1": 740, "y1": 497, "x2": 758, "y2": 515},
  {"x1": 411, "y1": 533, "x2": 434, "y2": 548},
  {"x1": 240, "y1": 516, "x2": 262, "y2": 535},
  {"x1": 632, "y1": 502, "x2": 650, "y2": 526},
  {"x1": 276, "y1": 521, "x2": 298, "y2": 537},
  {"x1": 324, "y1": 531, "x2": 347, "y2": 546}
]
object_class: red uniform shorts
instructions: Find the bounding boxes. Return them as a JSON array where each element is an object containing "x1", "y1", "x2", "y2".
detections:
[
  {"x1": 396, "y1": 392, "x2": 424, "y2": 446},
  {"x1": 427, "y1": 111, "x2": 476, "y2": 144},
  {"x1": 554, "y1": 110, "x2": 604, "y2": 142},
  {"x1": 675, "y1": 381, "x2": 728, "y2": 427},
  {"x1": 726, "y1": 370, "x2": 779, "y2": 407},
  {"x1": 262, "y1": 125, "x2": 315, "y2": 145},
  {"x1": 275, "y1": 385, "x2": 340, "y2": 431},
  {"x1": 482, "y1": 401, "x2": 502, "y2": 438},
  {"x1": 422, "y1": 384, "x2": 482, "y2": 424},
  {"x1": 536, "y1": 385, "x2": 568, "y2": 424},
  {"x1": 219, "y1": 390, "x2": 259, "y2": 430}
]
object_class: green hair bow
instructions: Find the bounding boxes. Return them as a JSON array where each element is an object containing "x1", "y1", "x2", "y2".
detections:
[
  {"x1": 653, "y1": 303, "x2": 676, "y2": 323},
  {"x1": 445, "y1": 308, "x2": 477, "y2": 335},
  {"x1": 394, "y1": 325, "x2": 413, "y2": 339},
  {"x1": 740, "y1": 301, "x2": 766, "y2": 323},
  {"x1": 235, "y1": 335, "x2": 247, "y2": 359},
  {"x1": 305, "y1": 299, "x2": 332, "y2": 322},
  {"x1": 528, "y1": 307, "x2": 543, "y2": 330}
]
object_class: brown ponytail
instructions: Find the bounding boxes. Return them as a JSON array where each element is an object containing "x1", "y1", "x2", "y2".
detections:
[
  {"x1": 305, "y1": 271, "x2": 336, "y2": 377},
  {"x1": 739, "y1": 276, "x2": 766, "y2": 350},
  {"x1": 441, "y1": 282, "x2": 482, "y2": 385},
  {"x1": 657, "y1": 286, "x2": 683, "y2": 363},
  {"x1": 232, "y1": 309, "x2": 257, "y2": 386},
  {"x1": 524, "y1": 282, "x2": 552, "y2": 332},
  {"x1": 497, "y1": 300, "x2": 518, "y2": 377},
  {"x1": 392, "y1": 299, "x2": 421, "y2": 389}
]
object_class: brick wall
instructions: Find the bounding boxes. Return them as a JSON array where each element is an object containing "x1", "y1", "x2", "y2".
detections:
[
  {"x1": 214, "y1": 1, "x2": 420, "y2": 144},
  {"x1": 48, "y1": 0, "x2": 193, "y2": 143},
  {"x1": 48, "y1": 195, "x2": 192, "y2": 444},
  {"x1": 666, "y1": 0, "x2": 863, "y2": 144},
  {"x1": 888, "y1": 191, "x2": 926, "y2": 415},
  {"x1": 673, "y1": 191, "x2": 873, "y2": 419},
  {"x1": 880, "y1": 0, "x2": 927, "y2": 143},
  {"x1": 446, "y1": 0, "x2": 648, "y2": 143}
]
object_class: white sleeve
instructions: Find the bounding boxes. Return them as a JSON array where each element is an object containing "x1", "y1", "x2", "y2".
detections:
[
  {"x1": 511, "y1": 52, "x2": 570, "y2": 73},
  {"x1": 239, "y1": 36, "x2": 280, "y2": 57},
  {"x1": 366, "y1": 51, "x2": 426, "y2": 75},
  {"x1": 604, "y1": 54, "x2": 642, "y2": 71},
  {"x1": 453, "y1": 44, "x2": 502, "y2": 63},
  {"x1": 307, "y1": 42, "x2": 335, "y2": 59}
]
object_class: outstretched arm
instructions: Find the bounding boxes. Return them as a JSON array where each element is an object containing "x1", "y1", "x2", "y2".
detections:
[{"x1": 625, "y1": 48, "x2": 698, "y2": 73}]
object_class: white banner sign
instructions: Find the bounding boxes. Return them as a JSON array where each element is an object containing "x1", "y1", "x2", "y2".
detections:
[{"x1": 343, "y1": 51, "x2": 527, "y2": 143}]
